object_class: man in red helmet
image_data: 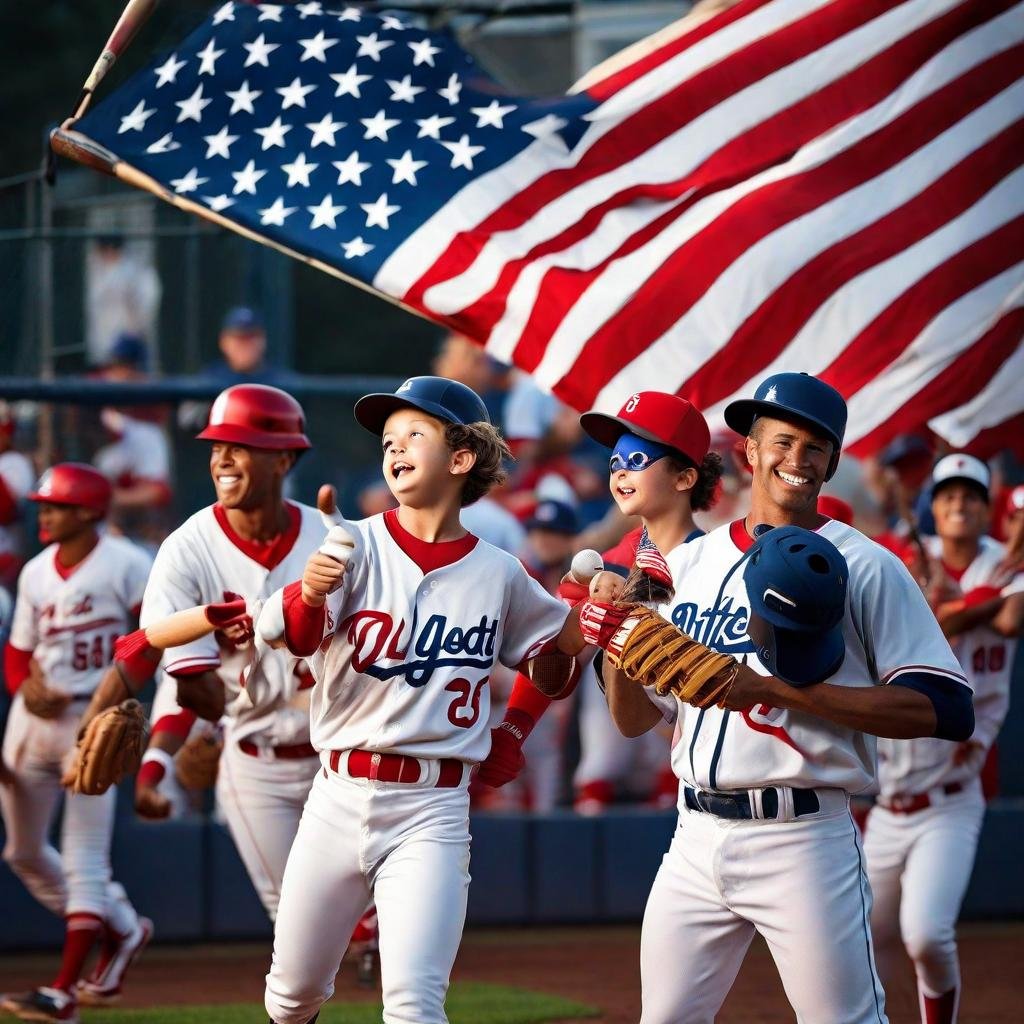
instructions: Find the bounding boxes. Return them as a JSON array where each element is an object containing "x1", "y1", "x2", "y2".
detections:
[
  {"x1": 0, "y1": 464, "x2": 153, "y2": 1023},
  {"x1": 121, "y1": 385, "x2": 379, "y2": 952}
]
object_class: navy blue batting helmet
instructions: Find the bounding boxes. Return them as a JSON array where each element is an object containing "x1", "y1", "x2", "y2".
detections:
[
  {"x1": 743, "y1": 526, "x2": 848, "y2": 687},
  {"x1": 724, "y1": 373, "x2": 847, "y2": 480},
  {"x1": 354, "y1": 376, "x2": 490, "y2": 435}
]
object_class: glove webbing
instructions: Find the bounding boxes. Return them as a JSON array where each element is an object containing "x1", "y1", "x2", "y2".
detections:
[{"x1": 611, "y1": 607, "x2": 738, "y2": 707}]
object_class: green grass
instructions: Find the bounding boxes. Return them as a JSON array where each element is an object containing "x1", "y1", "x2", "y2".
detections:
[{"x1": 70, "y1": 982, "x2": 599, "y2": 1023}]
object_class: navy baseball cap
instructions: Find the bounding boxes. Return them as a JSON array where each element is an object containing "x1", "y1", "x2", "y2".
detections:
[
  {"x1": 107, "y1": 333, "x2": 148, "y2": 369},
  {"x1": 724, "y1": 372, "x2": 847, "y2": 480},
  {"x1": 526, "y1": 499, "x2": 579, "y2": 535},
  {"x1": 354, "y1": 376, "x2": 490, "y2": 436},
  {"x1": 221, "y1": 306, "x2": 264, "y2": 333}
]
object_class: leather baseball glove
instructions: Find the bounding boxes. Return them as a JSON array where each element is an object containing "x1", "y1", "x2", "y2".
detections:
[
  {"x1": 174, "y1": 733, "x2": 223, "y2": 791},
  {"x1": 580, "y1": 602, "x2": 738, "y2": 708},
  {"x1": 67, "y1": 699, "x2": 147, "y2": 796}
]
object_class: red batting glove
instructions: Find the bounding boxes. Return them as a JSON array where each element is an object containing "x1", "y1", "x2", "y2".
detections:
[
  {"x1": 634, "y1": 548, "x2": 673, "y2": 588},
  {"x1": 556, "y1": 575, "x2": 591, "y2": 607},
  {"x1": 579, "y1": 600, "x2": 639, "y2": 663},
  {"x1": 205, "y1": 598, "x2": 253, "y2": 646},
  {"x1": 476, "y1": 709, "x2": 533, "y2": 788}
]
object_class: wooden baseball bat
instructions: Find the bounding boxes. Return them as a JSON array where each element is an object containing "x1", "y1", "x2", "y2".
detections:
[
  {"x1": 142, "y1": 605, "x2": 229, "y2": 650},
  {"x1": 68, "y1": 0, "x2": 160, "y2": 124}
]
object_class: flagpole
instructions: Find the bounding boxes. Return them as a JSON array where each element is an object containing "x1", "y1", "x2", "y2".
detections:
[{"x1": 65, "y1": 0, "x2": 161, "y2": 128}]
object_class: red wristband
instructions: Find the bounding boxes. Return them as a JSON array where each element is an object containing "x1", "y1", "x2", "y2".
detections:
[
  {"x1": 136, "y1": 759, "x2": 166, "y2": 789},
  {"x1": 282, "y1": 580, "x2": 326, "y2": 657}
]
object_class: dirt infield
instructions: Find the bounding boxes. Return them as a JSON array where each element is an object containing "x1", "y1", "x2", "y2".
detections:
[{"x1": 1, "y1": 923, "x2": 1020, "y2": 1022}]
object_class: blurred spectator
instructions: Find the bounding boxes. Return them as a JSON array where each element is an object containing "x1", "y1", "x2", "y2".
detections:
[
  {"x1": 85, "y1": 234, "x2": 161, "y2": 367},
  {"x1": 0, "y1": 403, "x2": 34, "y2": 588},
  {"x1": 870, "y1": 433, "x2": 939, "y2": 560},
  {"x1": 93, "y1": 408, "x2": 172, "y2": 551},
  {"x1": 180, "y1": 307, "x2": 288, "y2": 433},
  {"x1": 523, "y1": 499, "x2": 578, "y2": 590},
  {"x1": 461, "y1": 497, "x2": 526, "y2": 556},
  {"x1": 206, "y1": 307, "x2": 285, "y2": 385},
  {"x1": 993, "y1": 484, "x2": 1024, "y2": 573},
  {"x1": 431, "y1": 333, "x2": 510, "y2": 424},
  {"x1": 501, "y1": 374, "x2": 604, "y2": 515},
  {"x1": 94, "y1": 333, "x2": 169, "y2": 427},
  {"x1": 818, "y1": 494, "x2": 854, "y2": 526}
]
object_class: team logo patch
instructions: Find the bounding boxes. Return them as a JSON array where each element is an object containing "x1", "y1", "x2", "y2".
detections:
[{"x1": 340, "y1": 609, "x2": 498, "y2": 686}]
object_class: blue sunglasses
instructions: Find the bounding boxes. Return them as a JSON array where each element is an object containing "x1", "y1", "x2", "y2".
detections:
[{"x1": 609, "y1": 450, "x2": 667, "y2": 473}]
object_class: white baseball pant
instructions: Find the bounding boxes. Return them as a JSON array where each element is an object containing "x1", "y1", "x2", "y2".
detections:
[
  {"x1": 265, "y1": 762, "x2": 471, "y2": 1024},
  {"x1": 215, "y1": 738, "x2": 319, "y2": 921},
  {"x1": 639, "y1": 794, "x2": 888, "y2": 1024},
  {"x1": 864, "y1": 779, "x2": 984, "y2": 1017},
  {"x1": 0, "y1": 695, "x2": 139, "y2": 933}
]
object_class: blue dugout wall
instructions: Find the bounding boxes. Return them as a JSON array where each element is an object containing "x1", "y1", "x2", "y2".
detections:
[{"x1": 3, "y1": 798, "x2": 1023, "y2": 951}]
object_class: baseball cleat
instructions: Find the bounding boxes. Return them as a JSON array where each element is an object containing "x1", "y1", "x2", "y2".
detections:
[
  {"x1": 77, "y1": 916, "x2": 153, "y2": 1005},
  {"x1": 0, "y1": 986, "x2": 80, "y2": 1022}
]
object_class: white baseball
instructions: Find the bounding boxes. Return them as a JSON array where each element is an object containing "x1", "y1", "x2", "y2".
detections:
[
  {"x1": 319, "y1": 525, "x2": 356, "y2": 566},
  {"x1": 570, "y1": 548, "x2": 604, "y2": 585}
]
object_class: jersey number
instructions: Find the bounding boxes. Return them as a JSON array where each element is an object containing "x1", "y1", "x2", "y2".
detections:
[
  {"x1": 971, "y1": 644, "x2": 1006, "y2": 674},
  {"x1": 445, "y1": 676, "x2": 488, "y2": 729},
  {"x1": 72, "y1": 634, "x2": 111, "y2": 671}
]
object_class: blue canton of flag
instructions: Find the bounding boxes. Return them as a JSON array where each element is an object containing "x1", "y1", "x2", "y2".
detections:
[{"x1": 77, "y1": 1, "x2": 596, "y2": 282}]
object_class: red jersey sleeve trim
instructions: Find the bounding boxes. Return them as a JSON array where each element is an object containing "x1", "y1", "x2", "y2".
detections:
[
  {"x1": 152, "y1": 709, "x2": 197, "y2": 740},
  {"x1": 165, "y1": 656, "x2": 221, "y2": 678},
  {"x1": 282, "y1": 580, "x2": 326, "y2": 658},
  {"x1": 4, "y1": 643, "x2": 32, "y2": 695}
]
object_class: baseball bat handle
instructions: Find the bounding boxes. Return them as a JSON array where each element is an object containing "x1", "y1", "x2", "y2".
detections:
[
  {"x1": 142, "y1": 605, "x2": 219, "y2": 650},
  {"x1": 72, "y1": 0, "x2": 160, "y2": 121}
]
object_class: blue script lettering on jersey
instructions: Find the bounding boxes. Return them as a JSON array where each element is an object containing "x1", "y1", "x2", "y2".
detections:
[
  {"x1": 671, "y1": 596, "x2": 756, "y2": 655},
  {"x1": 341, "y1": 609, "x2": 497, "y2": 686}
]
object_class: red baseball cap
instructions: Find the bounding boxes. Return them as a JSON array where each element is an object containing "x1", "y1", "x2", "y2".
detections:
[{"x1": 580, "y1": 391, "x2": 710, "y2": 467}]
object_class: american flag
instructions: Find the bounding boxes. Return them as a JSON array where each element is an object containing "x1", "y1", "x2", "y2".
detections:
[{"x1": 73, "y1": 0, "x2": 1024, "y2": 456}]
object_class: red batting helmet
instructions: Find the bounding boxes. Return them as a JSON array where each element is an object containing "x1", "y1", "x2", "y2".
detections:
[
  {"x1": 197, "y1": 384, "x2": 311, "y2": 450},
  {"x1": 29, "y1": 463, "x2": 112, "y2": 516}
]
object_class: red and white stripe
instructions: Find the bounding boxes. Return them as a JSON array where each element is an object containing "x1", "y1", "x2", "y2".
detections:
[{"x1": 375, "y1": 0, "x2": 1023, "y2": 455}]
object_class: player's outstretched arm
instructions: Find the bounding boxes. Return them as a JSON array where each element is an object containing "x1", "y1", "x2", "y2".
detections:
[{"x1": 721, "y1": 666, "x2": 973, "y2": 741}]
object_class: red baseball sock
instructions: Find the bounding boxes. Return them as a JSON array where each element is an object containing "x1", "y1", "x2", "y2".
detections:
[
  {"x1": 51, "y1": 912, "x2": 104, "y2": 993},
  {"x1": 921, "y1": 986, "x2": 958, "y2": 1024}
]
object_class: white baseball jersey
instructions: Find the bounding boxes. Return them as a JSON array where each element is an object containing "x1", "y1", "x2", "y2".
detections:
[
  {"x1": 141, "y1": 502, "x2": 325, "y2": 747},
  {"x1": 9, "y1": 535, "x2": 151, "y2": 695},
  {"x1": 876, "y1": 535, "x2": 1017, "y2": 798},
  {"x1": 0, "y1": 449, "x2": 34, "y2": 557},
  {"x1": 288, "y1": 509, "x2": 568, "y2": 763},
  {"x1": 646, "y1": 519, "x2": 966, "y2": 794},
  {"x1": 94, "y1": 413, "x2": 171, "y2": 488}
]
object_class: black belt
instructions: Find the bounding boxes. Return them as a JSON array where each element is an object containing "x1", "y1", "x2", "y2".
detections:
[{"x1": 684, "y1": 786, "x2": 820, "y2": 820}]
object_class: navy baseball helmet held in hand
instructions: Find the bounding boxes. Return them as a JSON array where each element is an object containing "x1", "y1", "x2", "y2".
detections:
[
  {"x1": 724, "y1": 372, "x2": 847, "y2": 480},
  {"x1": 354, "y1": 376, "x2": 490, "y2": 435},
  {"x1": 743, "y1": 526, "x2": 849, "y2": 687}
]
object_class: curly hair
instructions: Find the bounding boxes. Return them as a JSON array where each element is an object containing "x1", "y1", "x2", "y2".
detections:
[
  {"x1": 666, "y1": 451, "x2": 724, "y2": 512},
  {"x1": 444, "y1": 421, "x2": 511, "y2": 506}
]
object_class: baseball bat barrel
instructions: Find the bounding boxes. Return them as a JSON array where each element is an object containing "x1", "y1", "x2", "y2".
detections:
[
  {"x1": 142, "y1": 606, "x2": 219, "y2": 650},
  {"x1": 69, "y1": 0, "x2": 160, "y2": 123}
]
